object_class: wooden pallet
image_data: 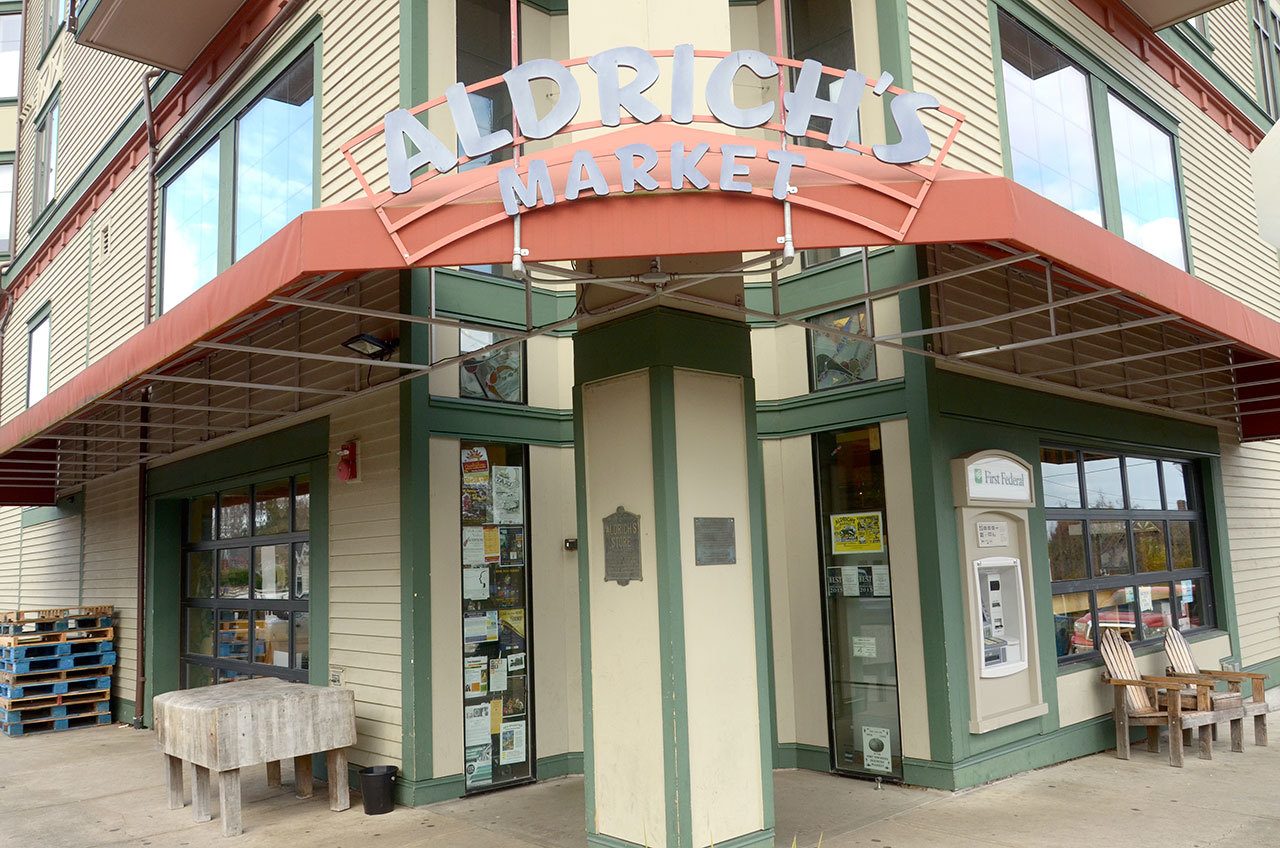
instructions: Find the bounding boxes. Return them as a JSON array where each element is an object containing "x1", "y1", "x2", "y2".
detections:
[
  {"x1": 0, "y1": 693, "x2": 109, "y2": 723},
  {"x1": 0, "y1": 659, "x2": 115, "y2": 685},
  {"x1": 0, "y1": 606, "x2": 113, "y2": 624},
  {"x1": 0, "y1": 626, "x2": 114, "y2": 648},
  {"x1": 0, "y1": 687, "x2": 110, "y2": 711},
  {"x1": 1, "y1": 709, "x2": 112, "y2": 737},
  {"x1": 0, "y1": 673, "x2": 113, "y2": 700},
  {"x1": 0, "y1": 649, "x2": 117, "y2": 676}
]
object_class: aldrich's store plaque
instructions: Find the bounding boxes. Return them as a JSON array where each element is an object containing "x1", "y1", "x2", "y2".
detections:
[{"x1": 603, "y1": 506, "x2": 642, "y2": 586}]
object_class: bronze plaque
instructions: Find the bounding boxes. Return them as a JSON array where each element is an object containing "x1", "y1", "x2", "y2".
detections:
[
  {"x1": 602, "y1": 506, "x2": 642, "y2": 585},
  {"x1": 694, "y1": 517, "x2": 736, "y2": 566}
]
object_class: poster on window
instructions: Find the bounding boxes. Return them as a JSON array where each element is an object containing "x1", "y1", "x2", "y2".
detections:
[
  {"x1": 464, "y1": 702, "x2": 491, "y2": 745},
  {"x1": 499, "y1": 526, "x2": 526, "y2": 566},
  {"x1": 831, "y1": 512, "x2": 885, "y2": 554},
  {"x1": 462, "y1": 479, "x2": 492, "y2": 524},
  {"x1": 464, "y1": 611, "x2": 500, "y2": 644},
  {"x1": 483, "y1": 524, "x2": 501, "y2": 563},
  {"x1": 489, "y1": 657, "x2": 508, "y2": 692},
  {"x1": 461, "y1": 446, "x2": 490, "y2": 476},
  {"x1": 492, "y1": 466, "x2": 524, "y2": 525},
  {"x1": 506, "y1": 652, "x2": 526, "y2": 672},
  {"x1": 499, "y1": 720, "x2": 527, "y2": 765},
  {"x1": 463, "y1": 565, "x2": 490, "y2": 600},
  {"x1": 503, "y1": 675, "x2": 528, "y2": 717},
  {"x1": 490, "y1": 568, "x2": 524, "y2": 608},
  {"x1": 462, "y1": 526, "x2": 487, "y2": 566},
  {"x1": 499, "y1": 609, "x2": 526, "y2": 652},
  {"x1": 812, "y1": 306, "x2": 877, "y2": 389},
  {"x1": 464, "y1": 743, "x2": 492, "y2": 787},
  {"x1": 861, "y1": 725, "x2": 893, "y2": 773},
  {"x1": 464, "y1": 656, "x2": 488, "y2": 698}
]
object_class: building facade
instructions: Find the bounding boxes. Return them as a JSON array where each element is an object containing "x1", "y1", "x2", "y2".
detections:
[{"x1": 0, "y1": 1, "x2": 1279, "y2": 846}]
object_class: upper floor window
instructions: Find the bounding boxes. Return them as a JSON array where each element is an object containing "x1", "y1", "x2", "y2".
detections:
[
  {"x1": 459, "y1": 329, "x2": 525, "y2": 404},
  {"x1": 996, "y1": 11, "x2": 1187, "y2": 270},
  {"x1": 1253, "y1": 0, "x2": 1280, "y2": 117},
  {"x1": 0, "y1": 162, "x2": 14, "y2": 254},
  {"x1": 809, "y1": 305, "x2": 877, "y2": 390},
  {"x1": 42, "y1": 0, "x2": 66, "y2": 48},
  {"x1": 26, "y1": 310, "x2": 50, "y2": 407},
  {"x1": 0, "y1": 13, "x2": 21, "y2": 99},
  {"x1": 162, "y1": 141, "x2": 221, "y2": 314},
  {"x1": 1189, "y1": 14, "x2": 1208, "y2": 37},
  {"x1": 234, "y1": 50, "x2": 315, "y2": 259},
  {"x1": 457, "y1": 0, "x2": 514, "y2": 171},
  {"x1": 34, "y1": 96, "x2": 59, "y2": 212},
  {"x1": 1042, "y1": 447, "x2": 1214, "y2": 665},
  {"x1": 160, "y1": 44, "x2": 317, "y2": 313}
]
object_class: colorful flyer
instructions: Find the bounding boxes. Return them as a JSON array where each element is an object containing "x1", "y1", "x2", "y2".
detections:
[
  {"x1": 463, "y1": 565, "x2": 490, "y2": 600},
  {"x1": 492, "y1": 466, "x2": 524, "y2": 524},
  {"x1": 499, "y1": 526, "x2": 526, "y2": 566},
  {"x1": 831, "y1": 512, "x2": 885, "y2": 555},
  {"x1": 490, "y1": 568, "x2": 524, "y2": 608},
  {"x1": 483, "y1": 524, "x2": 501, "y2": 563},
  {"x1": 464, "y1": 655, "x2": 488, "y2": 698},
  {"x1": 499, "y1": 609, "x2": 526, "y2": 652},
  {"x1": 499, "y1": 720, "x2": 527, "y2": 765},
  {"x1": 461, "y1": 446, "x2": 490, "y2": 475},
  {"x1": 462, "y1": 526, "x2": 486, "y2": 565},
  {"x1": 464, "y1": 702, "x2": 491, "y2": 745},
  {"x1": 502, "y1": 676, "x2": 528, "y2": 716},
  {"x1": 489, "y1": 657, "x2": 508, "y2": 692},
  {"x1": 461, "y1": 481, "x2": 492, "y2": 524},
  {"x1": 490, "y1": 698, "x2": 504, "y2": 734},
  {"x1": 464, "y1": 611, "x2": 500, "y2": 644},
  {"x1": 464, "y1": 743, "x2": 492, "y2": 787}
]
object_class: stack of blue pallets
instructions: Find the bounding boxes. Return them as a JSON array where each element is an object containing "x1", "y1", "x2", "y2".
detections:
[{"x1": 0, "y1": 606, "x2": 116, "y2": 737}]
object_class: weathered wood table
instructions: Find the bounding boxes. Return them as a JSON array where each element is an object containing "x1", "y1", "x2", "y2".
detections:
[{"x1": 154, "y1": 678, "x2": 357, "y2": 836}]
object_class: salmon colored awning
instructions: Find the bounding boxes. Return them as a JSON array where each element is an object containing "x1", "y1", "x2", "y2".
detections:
[{"x1": 3, "y1": 128, "x2": 1280, "y2": 504}]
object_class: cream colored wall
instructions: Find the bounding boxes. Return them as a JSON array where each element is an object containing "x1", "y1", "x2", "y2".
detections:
[
  {"x1": 328, "y1": 388, "x2": 404, "y2": 767},
  {"x1": 429, "y1": 435, "x2": 464, "y2": 777},
  {"x1": 761, "y1": 435, "x2": 827, "y2": 749},
  {"x1": 0, "y1": 506, "x2": 18, "y2": 608},
  {"x1": 907, "y1": 0, "x2": 1280, "y2": 319},
  {"x1": 0, "y1": 103, "x2": 16, "y2": 152},
  {"x1": 674, "y1": 369, "x2": 764, "y2": 844},
  {"x1": 581, "y1": 370, "x2": 667, "y2": 846},
  {"x1": 81, "y1": 469, "x2": 141, "y2": 710},
  {"x1": 880, "y1": 419, "x2": 930, "y2": 759},
  {"x1": 1220, "y1": 436, "x2": 1280, "y2": 668},
  {"x1": 1057, "y1": 633, "x2": 1231, "y2": 726},
  {"x1": 528, "y1": 444, "x2": 584, "y2": 759}
]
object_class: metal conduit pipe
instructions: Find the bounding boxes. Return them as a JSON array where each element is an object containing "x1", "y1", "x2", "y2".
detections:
[
  {"x1": 141, "y1": 69, "x2": 164, "y2": 325},
  {"x1": 132, "y1": 387, "x2": 150, "y2": 727}
]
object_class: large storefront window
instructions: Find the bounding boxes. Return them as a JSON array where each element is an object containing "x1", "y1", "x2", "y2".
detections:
[
  {"x1": 815, "y1": 425, "x2": 902, "y2": 780},
  {"x1": 1042, "y1": 447, "x2": 1213, "y2": 664},
  {"x1": 461, "y1": 442, "x2": 533, "y2": 791},
  {"x1": 180, "y1": 475, "x2": 312, "y2": 687}
]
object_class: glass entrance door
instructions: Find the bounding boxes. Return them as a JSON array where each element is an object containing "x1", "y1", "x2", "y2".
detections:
[{"x1": 814, "y1": 425, "x2": 904, "y2": 780}]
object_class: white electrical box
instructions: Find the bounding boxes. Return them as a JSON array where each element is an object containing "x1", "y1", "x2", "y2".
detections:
[{"x1": 975, "y1": 557, "x2": 1026, "y2": 678}]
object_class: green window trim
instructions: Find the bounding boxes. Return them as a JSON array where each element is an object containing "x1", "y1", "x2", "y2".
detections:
[
  {"x1": 990, "y1": 0, "x2": 1194, "y2": 274},
  {"x1": 31, "y1": 88, "x2": 60, "y2": 222},
  {"x1": 25, "y1": 300, "x2": 51, "y2": 409},
  {"x1": 36, "y1": 0, "x2": 66, "y2": 70},
  {"x1": 156, "y1": 16, "x2": 323, "y2": 318}
]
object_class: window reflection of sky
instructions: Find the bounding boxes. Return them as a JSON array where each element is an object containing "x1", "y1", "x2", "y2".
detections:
[
  {"x1": 1000, "y1": 13, "x2": 1102, "y2": 226},
  {"x1": 235, "y1": 56, "x2": 314, "y2": 260},
  {"x1": 1107, "y1": 94, "x2": 1186, "y2": 270},
  {"x1": 162, "y1": 141, "x2": 220, "y2": 313}
]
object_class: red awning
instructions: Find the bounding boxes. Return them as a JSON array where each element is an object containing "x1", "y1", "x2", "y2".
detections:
[{"x1": 2, "y1": 127, "x2": 1279, "y2": 504}]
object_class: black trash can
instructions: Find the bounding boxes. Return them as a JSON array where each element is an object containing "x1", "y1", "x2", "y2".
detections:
[{"x1": 358, "y1": 765, "x2": 398, "y2": 815}]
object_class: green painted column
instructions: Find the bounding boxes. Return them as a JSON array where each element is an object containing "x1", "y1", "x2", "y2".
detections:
[{"x1": 574, "y1": 308, "x2": 774, "y2": 848}]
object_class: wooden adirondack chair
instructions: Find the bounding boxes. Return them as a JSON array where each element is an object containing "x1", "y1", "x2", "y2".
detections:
[
  {"x1": 1164, "y1": 628, "x2": 1269, "y2": 748},
  {"x1": 1099, "y1": 629, "x2": 1217, "y2": 766}
]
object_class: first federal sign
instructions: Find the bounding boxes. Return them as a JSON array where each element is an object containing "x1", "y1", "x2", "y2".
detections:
[{"x1": 383, "y1": 45, "x2": 945, "y2": 215}]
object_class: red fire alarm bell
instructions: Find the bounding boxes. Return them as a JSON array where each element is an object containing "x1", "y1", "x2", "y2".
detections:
[{"x1": 337, "y1": 440, "x2": 359, "y2": 482}]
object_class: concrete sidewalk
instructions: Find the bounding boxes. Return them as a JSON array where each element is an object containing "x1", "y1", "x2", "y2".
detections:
[{"x1": 1, "y1": 711, "x2": 1277, "y2": 847}]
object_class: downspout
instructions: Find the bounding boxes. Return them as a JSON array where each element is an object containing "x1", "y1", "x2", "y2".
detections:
[
  {"x1": 141, "y1": 69, "x2": 162, "y2": 325},
  {"x1": 132, "y1": 387, "x2": 150, "y2": 727}
]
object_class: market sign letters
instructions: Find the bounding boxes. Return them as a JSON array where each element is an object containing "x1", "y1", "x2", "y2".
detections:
[{"x1": 383, "y1": 45, "x2": 943, "y2": 214}]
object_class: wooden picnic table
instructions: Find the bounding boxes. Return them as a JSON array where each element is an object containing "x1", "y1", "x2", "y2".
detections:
[{"x1": 154, "y1": 678, "x2": 357, "y2": 836}]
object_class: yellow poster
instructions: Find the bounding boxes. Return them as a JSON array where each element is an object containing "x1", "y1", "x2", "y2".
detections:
[
  {"x1": 830, "y1": 511, "x2": 884, "y2": 554},
  {"x1": 483, "y1": 524, "x2": 500, "y2": 563}
]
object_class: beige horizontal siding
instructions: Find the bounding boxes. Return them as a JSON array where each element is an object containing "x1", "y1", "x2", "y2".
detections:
[
  {"x1": 81, "y1": 469, "x2": 140, "y2": 709},
  {"x1": 328, "y1": 388, "x2": 403, "y2": 768},
  {"x1": 1221, "y1": 436, "x2": 1280, "y2": 667},
  {"x1": 13, "y1": 513, "x2": 80, "y2": 608},
  {"x1": 0, "y1": 506, "x2": 21, "y2": 608},
  {"x1": 1205, "y1": 2, "x2": 1258, "y2": 99}
]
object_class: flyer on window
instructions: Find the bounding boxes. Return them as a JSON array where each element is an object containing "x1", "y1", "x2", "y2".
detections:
[
  {"x1": 492, "y1": 466, "x2": 524, "y2": 525},
  {"x1": 483, "y1": 524, "x2": 501, "y2": 563},
  {"x1": 464, "y1": 611, "x2": 500, "y2": 644},
  {"x1": 830, "y1": 511, "x2": 885, "y2": 554},
  {"x1": 465, "y1": 743, "x2": 492, "y2": 787},
  {"x1": 861, "y1": 725, "x2": 892, "y2": 773},
  {"x1": 489, "y1": 657, "x2": 508, "y2": 692},
  {"x1": 461, "y1": 446, "x2": 490, "y2": 475},
  {"x1": 464, "y1": 656, "x2": 488, "y2": 698},
  {"x1": 506, "y1": 652, "x2": 526, "y2": 672},
  {"x1": 499, "y1": 720, "x2": 527, "y2": 765},
  {"x1": 464, "y1": 702, "x2": 491, "y2": 745},
  {"x1": 463, "y1": 565, "x2": 490, "y2": 600},
  {"x1": 499, "y1": 525, "x2": 526, "y2": 566},
  {"x1": 462, "y1": 526, "x2": 486, "y2": 566}
]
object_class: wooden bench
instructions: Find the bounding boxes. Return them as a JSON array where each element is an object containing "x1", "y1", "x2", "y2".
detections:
[
  {"x1": 1099, "y1": 629, "x2": 1218, "y2": 767},
  {"x1": 154, "y1": 678, "x2": 357, "y2": 836},
  {"x1": 1164, "y1": 628, "x2": 1270, "y2": 749}
]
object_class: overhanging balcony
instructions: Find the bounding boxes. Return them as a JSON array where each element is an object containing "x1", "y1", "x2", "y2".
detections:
[
  {"x1": 1124, "y1": 0, "x2": 1233, "y2": 30},
  {"x1": 74, "y1": 0, "x2": 247, "y2": 72}
]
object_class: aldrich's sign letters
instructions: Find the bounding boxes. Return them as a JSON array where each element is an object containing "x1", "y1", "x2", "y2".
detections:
[{"x1": 383, "y1": 45, "x2": 945, "y2": 215}]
